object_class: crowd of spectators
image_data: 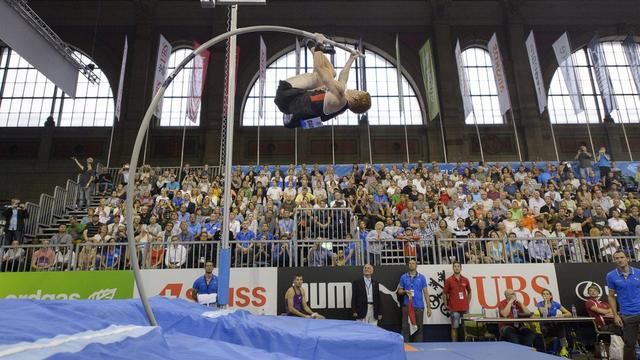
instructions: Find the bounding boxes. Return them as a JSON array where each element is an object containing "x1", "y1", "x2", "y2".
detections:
[{"x1": 2, "y1": 146, "x2": 640, "y2": 271}]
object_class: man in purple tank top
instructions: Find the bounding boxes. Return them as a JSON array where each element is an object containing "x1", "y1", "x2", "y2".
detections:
[{"x1": 285, "y1": 274, "x2": 325, "y2": 319}]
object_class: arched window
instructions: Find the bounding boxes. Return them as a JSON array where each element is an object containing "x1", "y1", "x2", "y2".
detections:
[
  {"x1": 159, "y1": 48, "x2": 200, "y2": 127},
  {"x1": 548, "y1": 40, "x2": 640, "y2": 124},
  {"x1": 0, "y1": 47, "x2": 114, "y2": 127},
  {"x1": 241, "y1": 42, "x2": 423, "y2": 126},
  {"x1": 461, "y1": 47, "x2": 503, "y2": 125}
]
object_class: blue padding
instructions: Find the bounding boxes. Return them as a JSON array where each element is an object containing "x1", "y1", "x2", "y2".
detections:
[
  {"x1": 0, "y1": 297, "x2": 403, "y2": 360},
  {"x1": 218, "y1": 248, "x2": 231, "y2": 306},
  {"x1": 168, "y1": 310, "x2": 405, "y2": 360}
]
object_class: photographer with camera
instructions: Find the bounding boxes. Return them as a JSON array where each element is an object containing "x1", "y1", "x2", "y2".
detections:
[
  {"x1": 574, "y1": 145, "x2": 593, "y2": 180},
  {"x1": 2, "y1": 198, "x2": 29, "y2": 245}
]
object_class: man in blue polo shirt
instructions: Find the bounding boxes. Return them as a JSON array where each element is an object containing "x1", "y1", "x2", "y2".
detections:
[
  {"x1": 193, "y1": 261, "x2": 218, "y2": 307},
  {"x1": 397, "y1": 259, "x2": 432, "y2": 342},
  {"x1": 607, "y1": 249, "x2": 640, "y2": 360}
]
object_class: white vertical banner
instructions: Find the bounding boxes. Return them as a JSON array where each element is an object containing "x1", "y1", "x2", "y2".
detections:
[
  {"x1": 552, "y1": 32, "x2": 584, "y2": 114},
  {"x1": 114, "y1": 36, "x2": 128, "y2": 121},
  {"x1": 622, "y1": 35, "x2": 640, "y2": 96},
  {"x1": 454, "y1": 40, "x2": 474, "y2": 119},
  {"x1": 395, "y1": 34, "x2": 404, "y2": 113},
  {"x1": 152, "y1": 34, "x2": 172, "y2": 118},
  {"x1": 186, "y1": 43, "x2": 210, "y2": 123},
  {"x1": 295, "y1": 37, "x2": 301, "y2": 75},
  {"x1": 525, "y1": 31, "x2": 547, "y2": 114},
  {"x1": 488, "y1": 33, "x2": 511, "y2": 115},
  {"x1": 588, "y1": 34, "x2": 618, "y2": 117},
  {"x1": 258, "y1": 36, "x2": 267, "y2": 120}
]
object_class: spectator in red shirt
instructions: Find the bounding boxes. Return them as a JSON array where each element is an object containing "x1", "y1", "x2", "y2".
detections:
[
  {"x1": 443, "y1": 261, "x2": 471, "y2": 342},
  {"x1": 584, "y1": 284, "x2": 622, "y2": 336},
  {"x1": 498, "y1": 289, "x2": 536, "y2": 347},
  {"x1": 31, "y1": 239, "x2": 55, "y2": 271}
]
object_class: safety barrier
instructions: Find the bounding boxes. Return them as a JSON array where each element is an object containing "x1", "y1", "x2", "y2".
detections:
[
  {"x1": 52, "y1": 186, "x2": 67, "y2": 221},
  {"x1": 4, "y1": 235, "x2": 639, "y2": 272},
  {"x1": 23, "y1": 202, "x2": 40, "y2": 239},
  {"x1": 65, "y1": 179, "x2": 79, "y2": 209},
  {"x1": 293, "y1": 207, "x2": 356, "y2": 241},
  {"x1": 37, "y1": 194, "x2": 54, "y2": 229}
]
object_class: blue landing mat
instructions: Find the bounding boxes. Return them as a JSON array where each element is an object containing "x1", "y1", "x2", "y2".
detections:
[
  {"x1": 0, "y1": 297, "x2": 404, "y2": 360},
  {"x1": 405, "y1": 342, "x2": 560, "y2": 360}
]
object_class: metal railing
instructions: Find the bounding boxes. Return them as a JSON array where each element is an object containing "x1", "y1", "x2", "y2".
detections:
[
  {"x1": 65, "y1": 179, "x2": 79, "y2": 209},
  {"x1": 52, "y1": 186, "x2": 67, "y2": 220},
  {"x1": 37, "y1": 194, "x2": 54, "y2": 229},
  {"x1": 23, "y1": 202, "x2": 40, "y2": 239},
  {"x1": 230, "y1": 239, "x2": 292, "y2": 268},
  {"x1": 293, "y1": 207, "x2": 356, "y2": 241},
  {"x1": 3, "y1": 235, "x2": 640, "y2": 271}
]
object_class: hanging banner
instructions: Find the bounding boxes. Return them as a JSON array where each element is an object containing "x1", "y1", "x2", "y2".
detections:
[
  {"x1": 488, "y1": 33, "x2": 511, "y2": 115},
  {"x1": 419, "y1": 38, "x2": 441, "y2": 121},
  {"x1": 552, "y1": 32, "x2": 585, "y2": 114},
  {"x1": 186, "y1": 42, "x2": 210, "y2": 123},
  {"x1": 587, "y1": 34, "x2": 618, "y2": 118},
  {"x1": 152, "y1": 34, "x2": 172, "y2": 118},
  {"x1": 295, "y1": 37, "x2": 301, "y2": 75},
  {"x1": 396, "y1": 34, "x2": 405, "y2": 114},
  {"x1": 222, "y1": 46, "x2": 240, "y2": 119},
  {"x1": 454, "y1": 40, "x2": 474, "y2": 120},
  {"x1": 114, "y1": 36, "x2": 128, "y2": 122},
  {"x1": 525, "y1": 31, "x2": 547, "y2": 114},
  {"x1": 258, "y1": 36, "x2": 267, "y2": 120},
  {"x1": 622, "y1": 35, "x2": 640, "y2": 96}
]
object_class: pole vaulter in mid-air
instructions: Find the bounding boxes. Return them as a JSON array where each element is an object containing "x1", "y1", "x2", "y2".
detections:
[{"x1": 274, "y1": 35, "x2": 371, "y2": 129}]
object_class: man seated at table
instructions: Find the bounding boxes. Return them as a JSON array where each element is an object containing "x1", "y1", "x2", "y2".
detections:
[
  {"x1": 584, "y1": 284, "x2": 623, "y2": 336},
  {"x1": 498, "y1": 289, "x2": 536, "y2": 347}
]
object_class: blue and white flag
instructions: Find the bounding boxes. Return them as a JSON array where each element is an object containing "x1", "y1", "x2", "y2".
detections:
[
  {"x1": 258, "y1": 36, "x2": 267, "y2": 120},
  {"x1": 454, "y1": 40, "x2": 473, "y2": 120},
  {"x1": 622, "y1": 35, "x2": 640, "y2": 98},
  {"x1": 488, "y1": 33, "x2": 511, "y2": 115},
  {"x1": 525, "y1": 31, "x2": 547, "y2": 114},
  {"x1": 552, "y1": 32, "x2": 584, "y2": 114},
  {"x1": 587, "y1": 34, "x2": 618, "y2": 117}
]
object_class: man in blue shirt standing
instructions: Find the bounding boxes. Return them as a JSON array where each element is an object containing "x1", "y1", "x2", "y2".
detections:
[
  {"x1": 607, "y1": 249, "x2": 640, "y2": 360},
  {"x1": 192, "y1": 261, "x2": 218, "y2": 307},
  {"x1": 397, "y1": 259, "x2": 432, "y2": 342}
]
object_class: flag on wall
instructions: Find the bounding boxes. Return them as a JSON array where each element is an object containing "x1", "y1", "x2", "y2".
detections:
[
  {"x1": 525, "y1": 31, "x2": 547, "y2": 114},
  {"x1": 258, "y1": 36, "x2": 267, "y2": 120},
  {"x1": 114, "y1": 36, "x2": 128, "y2": 122},
  {"x1": 454, "y1": 40, "x2": 473, "y2": 120},
  {"x1": 295, "y1": 37, "x2": 301, "y2": 75},
  {"x1": 419, "y1": 38, "x2": 441, "y2": 121},
  {"x1": 622, "y1": 35, "x2": 640, "y2": 98},
  {"x1": 488, "y1": 33, "x2": 511, "y2": 115},
  {"x1": 552, "y1": 32, "x2": 584, "y2": 114},
  {"x1": 587, "y1": 34, "x2": 618, "y2": 118},
  {"x1": 396, "y1": 34, "x2": 405, "y2": 114},
  {"x1": 186, "y1": 42, "x2": 210, "y2": 123},
  {"x1": 152, "y1": 34, "x2": 172, "y2": 118}
]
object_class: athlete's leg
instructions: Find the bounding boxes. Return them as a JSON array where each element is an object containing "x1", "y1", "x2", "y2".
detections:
[{"x1": 285, "y1": 50, "x2": 336, "y2": 89}]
